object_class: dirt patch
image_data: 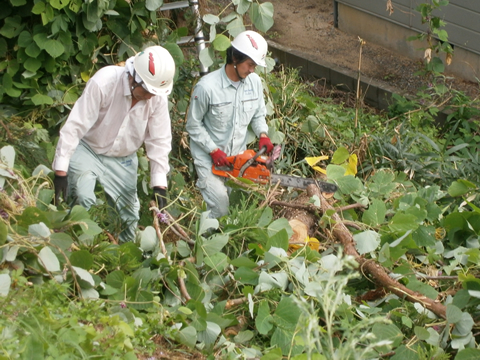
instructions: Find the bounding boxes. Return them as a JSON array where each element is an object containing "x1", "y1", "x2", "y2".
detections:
[{"x1": 268, "y1": 0, "x2": 479, "y2": 100}]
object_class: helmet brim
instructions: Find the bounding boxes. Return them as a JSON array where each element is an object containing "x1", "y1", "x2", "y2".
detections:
[{"x1": 144, "y1": 81, "x2": 173, "y2": 95}]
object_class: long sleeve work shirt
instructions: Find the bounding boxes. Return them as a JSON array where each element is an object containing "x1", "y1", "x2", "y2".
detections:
[
  {"x1": 186, "y1": 65, "x2": 268, "y2": 162},
  {"x1": 52, "y1": 65, "x2": 172, "y2": 187}
]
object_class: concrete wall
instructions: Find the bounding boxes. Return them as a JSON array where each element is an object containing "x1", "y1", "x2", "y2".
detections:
[{"x1": 335, "y1": 0, "x2": 480, "y2": 82}]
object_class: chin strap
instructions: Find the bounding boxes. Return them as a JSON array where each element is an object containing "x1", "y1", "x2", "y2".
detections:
[{"x1": 233, "y1": 63, "x2": 245, "y2": 81}]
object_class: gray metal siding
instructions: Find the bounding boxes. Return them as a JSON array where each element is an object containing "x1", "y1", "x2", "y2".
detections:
[{"x1": 336, "y1": 0, "x2": 480, "y2": 55}]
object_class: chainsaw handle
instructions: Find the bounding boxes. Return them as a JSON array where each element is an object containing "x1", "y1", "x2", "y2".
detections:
[{"x1": 238, "y1": 146, "x2": 267, "y2": 177}]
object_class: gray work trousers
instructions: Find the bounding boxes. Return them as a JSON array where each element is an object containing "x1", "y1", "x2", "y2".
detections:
[{"x1": 67, "y1": 141, "x2": 140, "y2": 243}]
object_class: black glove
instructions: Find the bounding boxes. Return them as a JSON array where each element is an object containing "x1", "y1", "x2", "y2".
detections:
[
  {"x1": 153, "y1": 187, "x2": 167, "y2": 210},
  {"x1": 53, "y1": 174, "x2": 68, "y2": 205}
]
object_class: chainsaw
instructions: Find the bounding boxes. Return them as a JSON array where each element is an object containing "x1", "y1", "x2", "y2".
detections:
[{"x1": 211, "y1": 145, "x2": 338, "y2": 193}]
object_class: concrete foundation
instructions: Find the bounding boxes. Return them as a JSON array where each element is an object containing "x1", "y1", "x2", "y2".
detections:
[{"x1": 267, "y1": 40, "x2": 401, "y2": 111}]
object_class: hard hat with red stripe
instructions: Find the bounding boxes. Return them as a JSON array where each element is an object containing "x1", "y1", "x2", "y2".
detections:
[
  {"x1": 231, "y1": 31, "x2": 268, "y2": 67},
  {"x1": 133, "y1": 46, "x2": 176, "y2": 95}
]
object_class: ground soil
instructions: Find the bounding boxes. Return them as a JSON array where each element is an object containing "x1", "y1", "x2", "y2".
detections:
[{"x1": 267, "y1": 0, "x2": 479, "y2": 100}]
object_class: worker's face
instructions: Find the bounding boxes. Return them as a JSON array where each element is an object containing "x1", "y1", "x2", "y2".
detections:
[
  {"x1": 129, "y1": 75, "x2": 155, "y2": 101},
  {"x1": 132, "y1": 84, "x2": 155, "y2": 101},
  {"x1": 235, "y1": 59, "x2": 257, "y2": 79}
]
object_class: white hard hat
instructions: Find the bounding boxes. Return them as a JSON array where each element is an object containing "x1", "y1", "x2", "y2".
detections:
[
  {"x1": 231, "y1": 30, "x2": 268, "y2": 67},
  {"x1": 133, "y1": 46, "x2": 176, "y2": 95}
]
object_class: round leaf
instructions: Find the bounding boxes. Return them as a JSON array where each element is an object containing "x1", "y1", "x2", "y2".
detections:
[
  {"x1": 31, "y1": 94, "x2": 54, "y2": 105},
  {"x1": 212, "y1": 34, "x2": 231, "y2": 52},
  {"x1": 203, "y1": 14, "x2": 219, "y2": 25},
  {"x1": 44, "y1": 39, "x2": 65, "y2": 58},
  {"x1": 38, "y1": 246, "x2": 61, "y2": 272}
]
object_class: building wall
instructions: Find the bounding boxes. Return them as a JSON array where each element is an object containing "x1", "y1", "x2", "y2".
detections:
[{"x1": 335, "y1": 0, "x2": 480, "y2": 82}]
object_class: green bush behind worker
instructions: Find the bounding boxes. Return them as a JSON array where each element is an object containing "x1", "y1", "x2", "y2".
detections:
[
  {"x1": 186, "y1": 30, "x2": 274, "y2": 218},
  {"x1": 52, "y1": 46, "x2": 176, "y2": 243}
]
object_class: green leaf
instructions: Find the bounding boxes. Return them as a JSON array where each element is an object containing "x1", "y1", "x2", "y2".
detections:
[
  {"x1": 230, "y1": 256, "x2": 257, "y2": 269},
  {"x1": 175, "y1": 325, "x2": 197, "y2": 348},
  {"x1": 255, "y1": 299, "x2": 273, "y2": 335},
  {"x1": 407, "y1": 279, "x2": 438, "y2": 300},
  {"x1": 197, "y1": 321, "x2": 221, "y2": 347},
  {"x1": 226, "y1": 15, "x2": 245, "y2": 38},
  {"x1": 266, "y1": 228, "x2": 289, "y2": 251},
  {"x1": 414, "y1": 326, "x2": 430, "y2": 340},
  {"x1": 452, "y1": 312, "x2": 474, "y2": 336},
  {"x1": 198, "y1": 210, "x2": 219, "y2": 234},
  {"x1": 202, "y1": 233, "x2": 229, "y2": 256},
  {"x1": 212, "y1": 34, "x2": 231, "y2": 52},
  {"x1": 49, "y1": 0, "x2": 70, "y2": 10},
  {"x1": 162, "y1": 41, "x2": 184, "y2": 66},
  {"x1": 0, "y1": 274, "x2": 11, "y2": 296},
  {"x1": 33, "y1": 32, "x2": 49, "y2": 49},
  {"x1": 32, "y1": 1, "x2": 46, "y2": 14},
  {"x1": 29, "y1": 222, "x2": 51, "y2": 238},
  {"x1": 70, "y1": 250, "x2": 94, "y2": 270},
  {"x1": 106, "y1": 270, "x2": 125, "y2": 289},
  {"x1": 25, "y1": 42, "x2": 42, "y2": 58},
  {"x1": 0, "y1": 16, "x2": 24, "y2": 39},
  {"x1": 0, "y1": 220, "x2": 7, "y2": 246},
  {"x1": 145, "y1": 0, "x2": 163, "y2": 11},
  {"x1": 204, "y1": 252, "x2": 228, "y2": 272},
  {"x1": 24, "y1": 57, "x2": 42, "y2": 72},
  {"x1": 234, "y1": 266, "x2": 259, "y2": 285},
  {"x1": 79, "y1": 219, "x2": 103, "y2": 236},
  {"x1": 448, "y1": 179, "x2": 476, "y2": 197},
  {"x1": 10, "y1": 0, "x2": 27, "y2": 6},
  {"x1": 72, "y1": 266, "x2": 95, "y2": 287},
  {"x1": 44, "y1": 39, "x2": 65, "y2": 58},
  {"x1": 388, "y1": 212, "x2": 419, "y2": 233},
  {"x1": 267, "y1": 217, "x2": 292, "y2": 238},
  {"x1": 354, "y1": 230, "x2": 381, "y2": 254},
  {"x1": 455, "y1": 348, "x2": 480, "y2": 360},
  {"x1": 234, "y1": 330, "x2": 254, "y2": 344},
  {"x1": 236, "y1": 0, "x2": 251, "y2": 15},
  {"x1": 203, "y1": 14, "x2": 219, "y2": 25},
  {"x1": 0, "y1": 145, "x2": 15, "y2": 168},
  {"x1": 390, "y1": 345, "x2": 419, "y2": 360},
  {"x1": 198, "y1": 46, "x2": 215, "y2": 68},
  {"x1": 17, "y1": 31, "x2": 32, "y2": 47},
  {"x1": 362, "y1": 199, "x2": 386, "y2": 226},
  {"x1": 447, "y1": 304, "x2": 463, "y2": 324},
  {"x1": 257, "y1": 207, "x2": 273, "y2": 227},
  {"x1": 38, "y1": 246, "x2": 61, "y2": 272},
  {"x1": 272, "y1": 296, "x2": 301, "y2": 331},
  {"x1": 250, "y1": 2, "x2": 274, "y2": 33},
  {"x1": 17, "y1": 207, "x2": 50, "y2": 228},
  {"x1": 31, "y1": 93, "x2": 54, "y2": 106},
  {"x1": 331, "y1": 147, "x2": 350, "y2": 164},
  {"x1": 372, "y1": 323, "x2": 403, "y2": 353}
]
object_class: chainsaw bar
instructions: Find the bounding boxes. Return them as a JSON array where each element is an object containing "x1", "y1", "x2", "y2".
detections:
[{"x1": 270, "y1": 174, "x2": 338, "y2": 193}]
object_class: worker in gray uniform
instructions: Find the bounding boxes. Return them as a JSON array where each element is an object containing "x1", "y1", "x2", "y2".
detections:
[
  {"x1": 186, "y1": 30, "x2": 274, "y2": 218},
  {"x1": 52, "y1": 46, "x2": 176, "y2": 242}
]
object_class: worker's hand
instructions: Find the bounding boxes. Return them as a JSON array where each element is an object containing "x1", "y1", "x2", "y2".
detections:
[
  {"x1": 153, "y1": 187, "x2": 167, "y2": 210},
  {"x1": 210, "y1": 148, "x2": 230, "y2": 167},
  {"x1": 53, "y1": 174, "x2": 68, "y2": 205},
  {"x1": 259, "y1": 136, "x2": 274, "y2": 154}
]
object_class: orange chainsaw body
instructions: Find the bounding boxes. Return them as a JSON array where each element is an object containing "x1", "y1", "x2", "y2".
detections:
[{"x1": 211, "y1": 149, "x2": 271, "y2": 185}]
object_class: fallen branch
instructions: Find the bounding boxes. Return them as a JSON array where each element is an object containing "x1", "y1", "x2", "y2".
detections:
[
  {"x1": 309, "y1": 184, "x2": 447, "y2": 319},
  {"x1": 270, "y1": 200, "x2": 320, "y2": 213},
  {"x1": 164, "y1": 210, "x2": 195, "y2": 245},
  {"x1": 225, "y1": 297, "x2": 247, "y2": 310},
  {"x1": 178, "y1": 261, "x2": 192, "y2": 302}
]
